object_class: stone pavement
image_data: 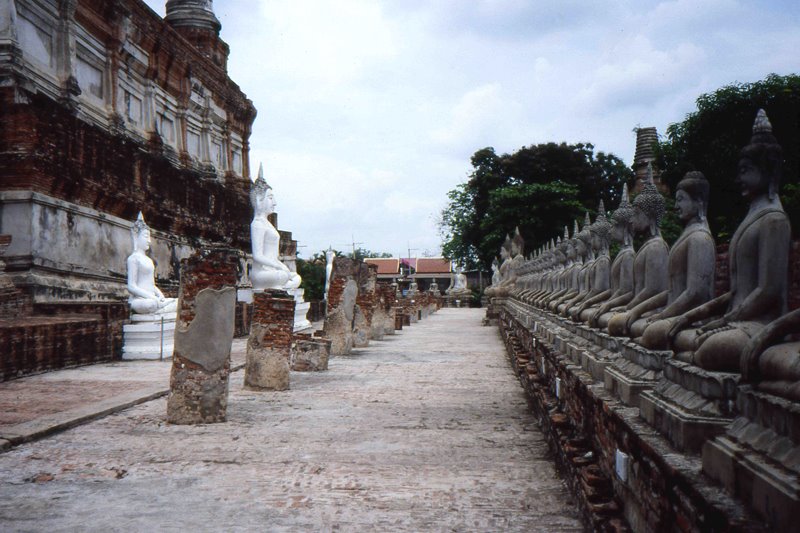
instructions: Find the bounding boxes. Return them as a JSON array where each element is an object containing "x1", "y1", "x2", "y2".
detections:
[{"x1": 0, "y1": 308, "x2": 581, "y2": 532}]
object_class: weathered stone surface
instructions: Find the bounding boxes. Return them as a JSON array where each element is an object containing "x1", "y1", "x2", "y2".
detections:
[
  {"x1": 167, "y1": 249, "x2": 239, "y2": 425},
  {"x1": 244, "y1": 290, "x2": 294, "y2": 391},
  {"x1": 291, "y1": 335, "x2": 331, "y2": 372},
  {"x1": 0, "y1": 309, "x2": 582, "y2": 531},
  {"x1": 323, "y1": 258, "x2": 359, "y2": 355}
]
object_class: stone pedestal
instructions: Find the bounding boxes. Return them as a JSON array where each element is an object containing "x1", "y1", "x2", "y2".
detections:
[
  {"x1": 702, "y1": 387, "x2": 800, "y2": 532},
  {"x1": 602, "y1": 341, "x2": 670, "y2": 409},
  {"x1": 292, "y1": 334, "x2": 331, "y2": 371},
  {"x1": 122, "y1": 312, "x2": 176, "y2": 360},
  {"x1": 167, "y1": 248, "x2": 239, "y2": 425},
  {"x1": 244, "y1": 290, "x2": 294, "y2": 391},
  {"x1": 394, "y1": 309, "x2": 404, "y2": 330},
  {"x1": 639, "y1": 359, "x2": 738, "y2": 453},
  {"x1": 286, "y1": 287, "x2": 311, "y2": 332}
]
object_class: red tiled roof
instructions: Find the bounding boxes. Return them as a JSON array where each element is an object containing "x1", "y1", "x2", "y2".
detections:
[
  {"x1": 365, "y1": 258, "x2": 400, "y2": 275},
  {"x1": 414, "y1": 258, "x2": 451, "y2": 274}
]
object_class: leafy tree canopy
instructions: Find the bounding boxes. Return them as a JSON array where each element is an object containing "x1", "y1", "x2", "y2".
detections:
[
  {"x1": 655, "y1": 73, "x2": 800, "y2": 240},
  {"x1": 439, "y1": 143, "x2": 632, "y2": 269}
]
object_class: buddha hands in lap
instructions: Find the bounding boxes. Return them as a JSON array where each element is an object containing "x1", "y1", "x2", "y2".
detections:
[
  {"x1": 667, "y1": 110, "x2": 790, "y2": 371},
  {"x1": 127, "y1": 213, "x2": 177, "y2": 316},
  {"x1": 637, "y1": 172, "x2": 716, "y2": 347},
  {"x1": 250, "y1": 165, "x2": 302, "y2": 292}
]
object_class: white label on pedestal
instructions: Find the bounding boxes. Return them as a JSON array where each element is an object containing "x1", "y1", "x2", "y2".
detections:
[
  {"x1": 556, "y1": 377, "x2": 561, "y2": 398},
  {"x1": 615, "y1": 449, "x2": 629, "y2": 482}
]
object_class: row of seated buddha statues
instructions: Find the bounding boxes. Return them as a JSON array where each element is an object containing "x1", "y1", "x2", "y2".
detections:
[
  {"x1": 487, "y1": 109, "x2": 794, "y2": 399},
  {"x1": 486, "y1": 109, "x2": 798, "y2": 528}
]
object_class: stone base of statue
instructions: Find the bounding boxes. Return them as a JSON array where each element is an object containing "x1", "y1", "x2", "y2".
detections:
[
  {"x1": 245, "y1": 290, "x2": 295, "y2": 391},
  {"x1": 702, "y1": 386, "x2": 800, "y2": 532},
  {"x1": 602, "y1": 341, "x2": 671, "y2": 409},
  {"x1": 122, "y1": 312, "x2": 176, "y2": 360},
  {"x1": 287, "y1": 287, "x2": 311, "y2": 332},
  {"x1": 638, "y1": 359, "x2": 738, "y2": 453},
  {"x1": 292, "y1": 333, "x2": 331, "y2": 371},
  {"x1": 167, "y1": 248, "x2": 239, "y2": 425}
]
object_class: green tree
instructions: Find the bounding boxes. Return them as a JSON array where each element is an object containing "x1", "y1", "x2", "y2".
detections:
[
  {"x1": 439, "y1": 143, "x2": 633, "y2": 269},
  {"x1": 655, "y1": 73, "x2": 800, "y2": 240},
  {"x1": 297, "y1": 251, "x2": 331, "y2": 301}
]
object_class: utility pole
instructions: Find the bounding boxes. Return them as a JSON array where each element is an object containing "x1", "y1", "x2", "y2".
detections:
[{"x1": 350, "y1": 234, "x2": 363, "y2": 259}]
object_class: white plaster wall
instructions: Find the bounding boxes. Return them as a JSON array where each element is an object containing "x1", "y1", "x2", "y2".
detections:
[{"x1": 0, "y1": 191, "x2": 196, "y2": 302}]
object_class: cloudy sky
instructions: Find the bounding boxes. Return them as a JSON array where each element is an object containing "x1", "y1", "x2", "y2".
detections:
[{"x1": 144, "y1": 0, "x2": 800, "y2": 258}]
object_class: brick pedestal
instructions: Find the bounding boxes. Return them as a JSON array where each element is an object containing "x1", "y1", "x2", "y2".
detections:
[
  {"x1": 323, "y1": 257, "x2": 359, "y2": 355},
  {"x1": 167, "y1": 249, "x2": 239, "y2": 425},
  {"x1": 292, "y1": 333, "x2": 331, "y2": 371},
  {"x1": 244, "y1": 290, "x2": 295, "y2": 391}
]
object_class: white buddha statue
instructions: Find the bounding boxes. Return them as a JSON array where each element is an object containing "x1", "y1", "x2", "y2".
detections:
[
  {"x1": 127, "y1": 213, "x2": 177, "y2": 316},
  {"x1": 324, "y1": 246, "x2": 335, "y2": 299},
  {"x1": 250, "y1": 164, "x2": 302, "y2": 291}
]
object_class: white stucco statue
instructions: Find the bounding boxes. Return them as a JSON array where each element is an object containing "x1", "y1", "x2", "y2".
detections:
[
  {"x1": 324, "y1": 246, "x2": 335, "y2": 299},
  {"x1": 127, "y1": 213, "x2": 177, "y2": 315},
  {"x1": 250, "y1": 164, "x2": 301, "y2": 291}
]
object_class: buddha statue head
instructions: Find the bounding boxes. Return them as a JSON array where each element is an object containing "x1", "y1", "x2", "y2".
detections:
[
  {"x1": 632, "y1": 164, "x2": 665, "y2": 236},
  {"x1": 250, "y1": 163, "x2": 275, "y2": 216},
  {"x1": 575, "y1": 212, "x2": 593, "y2": 258},
  {"x1": 611, "y1": 183, "x2": 634, "y2": 246},
  {"x1": 131, "y1": 212, "x2": 151, "y2": 252},
  {"x1": 675, "y1": 171, "x2": 710, "y2": 223},
  {"x1": 738, "y1": 109, "x2": 783, "y2": 202},
  {"x1": 589, "y1": 200, "x2": 612, "y2": 253},
  {"x1": 552, "y1": 236, "x2": 566, "y2": 264},
  {"x1": 565, "y1": 220, "x2": 579, "y2": 261}
]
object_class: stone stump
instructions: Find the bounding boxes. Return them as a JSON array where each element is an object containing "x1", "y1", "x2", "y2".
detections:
[
  {"x1": 394, "y1": 309, "x2": 404, "y2": 330},
  {"x1": 244, "y1": 290, "x2": 295, "y2": 391},
  {"x1": 167, "y1": 248, "x2": 239, "y2": 425},
  {"x1": 323, "y1": 257, "x2": 359, "y2": 355},
  {"x1": 292, "y1": 333, "x2": 331, "y2": 371}
]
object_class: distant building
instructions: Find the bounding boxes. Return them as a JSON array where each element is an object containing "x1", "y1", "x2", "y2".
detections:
[
  {"x1": 365, "y1": 257, "x2": 453, "y2": 292},
  {"x1": 632, "y1": 127, "x2": 666, "y2": 193}
]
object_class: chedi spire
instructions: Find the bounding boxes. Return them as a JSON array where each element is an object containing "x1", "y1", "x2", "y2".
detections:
[{"x1": 166, "y1": 0, "x2": 221, "y2": 33}]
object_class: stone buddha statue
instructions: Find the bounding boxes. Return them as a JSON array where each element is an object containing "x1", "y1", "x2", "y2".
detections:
[
  {"x1": 606, "y1": 166, "x2": 669, "y2": 336},
  {"x1": 588, "y1": 184, "x2": 636, "y2": 328},
  {"x1": 536, "y1": 229, "x2": 570, "y2": 308},
  {"x1": 636, "y1": 172, "x2": 716, "y2": 347},
  {"x1": 667, "y1": 110, "x2": 790, "y2": 371},
  {"x1": 490, "y1": 258, "x2": 501, "y2": 286},
  {"x1": 569, "y1": 201, "x2": 612, "y2": 320},
  {"x1": 126, "y1": 213, "x2": 178, "y2": 316},
  {"x1": 250, "y1": 164, "x2": 302, "y2": 292},
  {"x1": 740, "y1": 308, "x2": 800, "y2": 400},
  {"x1": 447, "y1": 266, "x2": 470, "y2": 297},
  {"x1": 486, "y1": 236, "x2": 515, "y2": 297},
  {"x1": 558, "y1": 213, "x2": 594, "y2": 315},
  {"x1": 547, "y1": 224, "x2": 582, "y2": 311},
  {"x1": 527, "y1": 239, "x2": 555, "y2": 306}
]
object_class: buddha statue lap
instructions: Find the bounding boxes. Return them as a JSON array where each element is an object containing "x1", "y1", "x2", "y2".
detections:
[
  {"x1": 250, "y1": 165, "x2": 302, "y2": 292},
  {"x1": 667, "y1": 110, "x2": 790, "y2": 371},
  {"x1": 636, "y1": 172, "x2": 716, "y2": 347},
  {"x1": 606, "y1": 166, "x2": 669, "y2": 337}
]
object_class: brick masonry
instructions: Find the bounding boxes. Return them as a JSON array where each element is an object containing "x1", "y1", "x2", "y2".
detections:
[
  {"x1": 167, "y1": 248, "x2": 240, "y2": 424},
  {"x1": 244, "y1": 290, "x2": 295, "y2": 391}
]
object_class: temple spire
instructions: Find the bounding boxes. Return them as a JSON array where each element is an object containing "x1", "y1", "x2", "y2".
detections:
[{"x1": 165, "y1": 0, "x2": 221, "y2": 33}]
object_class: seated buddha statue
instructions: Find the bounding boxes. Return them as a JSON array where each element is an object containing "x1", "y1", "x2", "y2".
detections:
[
  {"x1": 546, "y1": 223, "x2": 582, "y2": 311},
  {"x1": 250, "y1": 164, "x2": 302, "y2": 291},
  {"x1": 739, "y1": 308, "x2": 800, "y2": 401},
  {"x1": 581, "y1": 184, "x2": 635, "y2": 325},
  {"x1": 606, "y1": 166, "x2": 669, "y2": 336},
  {"x1": 568, "y1": 201, "x2": 612, "y2": 319},
  {"x1": 537, "y1": 229, "x2": 572, "y2": 308},
  {"x1": 126, "y1": 213, "x2": 178, "y2": 316},
  {"x1": 558, "y1": 213, "x2": 595, "y2": 315},
  {"x1": 667, "y1": 110, "x2": 790, "y2": 371},
  {"x1": 635, "y1": 172, "x2": 716, "y2": 347}
]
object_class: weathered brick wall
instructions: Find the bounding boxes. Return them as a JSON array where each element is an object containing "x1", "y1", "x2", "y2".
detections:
[
  {"x1": 497, "y1": 307, "x2": 763, "y2": 532},
  {"x1": 326, "y1": 257, "x2": 358, "y2": 314},
  {"x1": 250, "y1": 291, "x2": 295, "y2": 353}
]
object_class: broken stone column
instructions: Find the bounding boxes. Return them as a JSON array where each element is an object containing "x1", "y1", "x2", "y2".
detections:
[
  {"x1": 353, "y1": 263, "x2": 377, "y2": 347},
  {"x1": 322, "y1": 257, "x2": 359, "y2": 355},
  {"x1": 244, "y1": 289, "x2": 295, "y2": 391},
  {"x1": 292, "y1": 333, "x2": 331, "y2": 371},
  {"x1": 167, "y1": 248, "x2": 239, "y2": 425}
]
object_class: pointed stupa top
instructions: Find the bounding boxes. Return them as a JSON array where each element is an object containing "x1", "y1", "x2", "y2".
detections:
[
  {"x1": 132, "y1": 211, "x2": 148, "y2": 233},
  {"x1": 612, "y1": 182, "x2": 634, "y2": 224},
  {"x1": 166, "y1": 0, "x2": 221, "y2": 33},
  {"x1": 753, "y1": 108, "x2": 772, "y2": 134},
  {"x1": 563, "y1": 226, "x2": 569, "y2": 240},
  {"x1": 573, "y1": 219, "x2": 580, "y2": 237},
  {"x1": 598, "y1": 199, "x2": 606, "y2": 216},
  {"x1": 583, "y1": 211, "x2": 591, "y2": 227}
]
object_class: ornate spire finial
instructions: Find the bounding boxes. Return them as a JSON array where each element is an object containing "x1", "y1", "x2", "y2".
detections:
[
  {"x1": 753, "y1": 108, "x2": 772, "y2": 134},
  {"x1": 583, "y1": 211, "x2": 591, "y2": 227},
  {"x1": 598, "y1": 199, "x2": 606, "y2": 216},
  {"x1": 563, "y1": 226, "x2": 569, "y2": 240},
  {"x1": 132, "y1": 211, "x2": 148, "y2": 233}
]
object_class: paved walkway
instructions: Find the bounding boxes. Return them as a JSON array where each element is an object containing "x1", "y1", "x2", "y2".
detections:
[{"x1": 0, "y1": 308, "x2": 581, "y2": 532}]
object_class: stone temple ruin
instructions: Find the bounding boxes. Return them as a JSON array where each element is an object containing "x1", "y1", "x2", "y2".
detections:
[{"x1": 485, "y1": 110, "x2": 798, "y2": 531}]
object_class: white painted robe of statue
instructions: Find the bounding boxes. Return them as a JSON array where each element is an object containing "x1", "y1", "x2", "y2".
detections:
[
  {"x1": 249, "y1": 168, "x2": 301, "y2": 291},
  {"x1": 123, "y1": 213, "x2": 177, "y2": 359}
]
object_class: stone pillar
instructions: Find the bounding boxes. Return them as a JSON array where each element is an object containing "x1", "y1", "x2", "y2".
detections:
[
  {"x1": 244, "y1": 289, "x2": 295, "y2": 391},
  {"x1": 167, "y1": 248, "x2": 239, "y2": 425},
  {"x1": 353, "y1": 263, "x2": 377, "y2": 347},
  {"x1": 322, "y1": 257, "x2": 359, "y2": 355}
]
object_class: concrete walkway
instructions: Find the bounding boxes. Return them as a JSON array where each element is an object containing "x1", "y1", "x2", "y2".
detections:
[{"x1": 0, "y1": 308, "x2": 581, "y2": 532}]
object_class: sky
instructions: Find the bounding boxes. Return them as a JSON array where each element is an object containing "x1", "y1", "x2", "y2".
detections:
[{"x1": 144, "y1": 0, "x2": 800, "y2": 259}]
